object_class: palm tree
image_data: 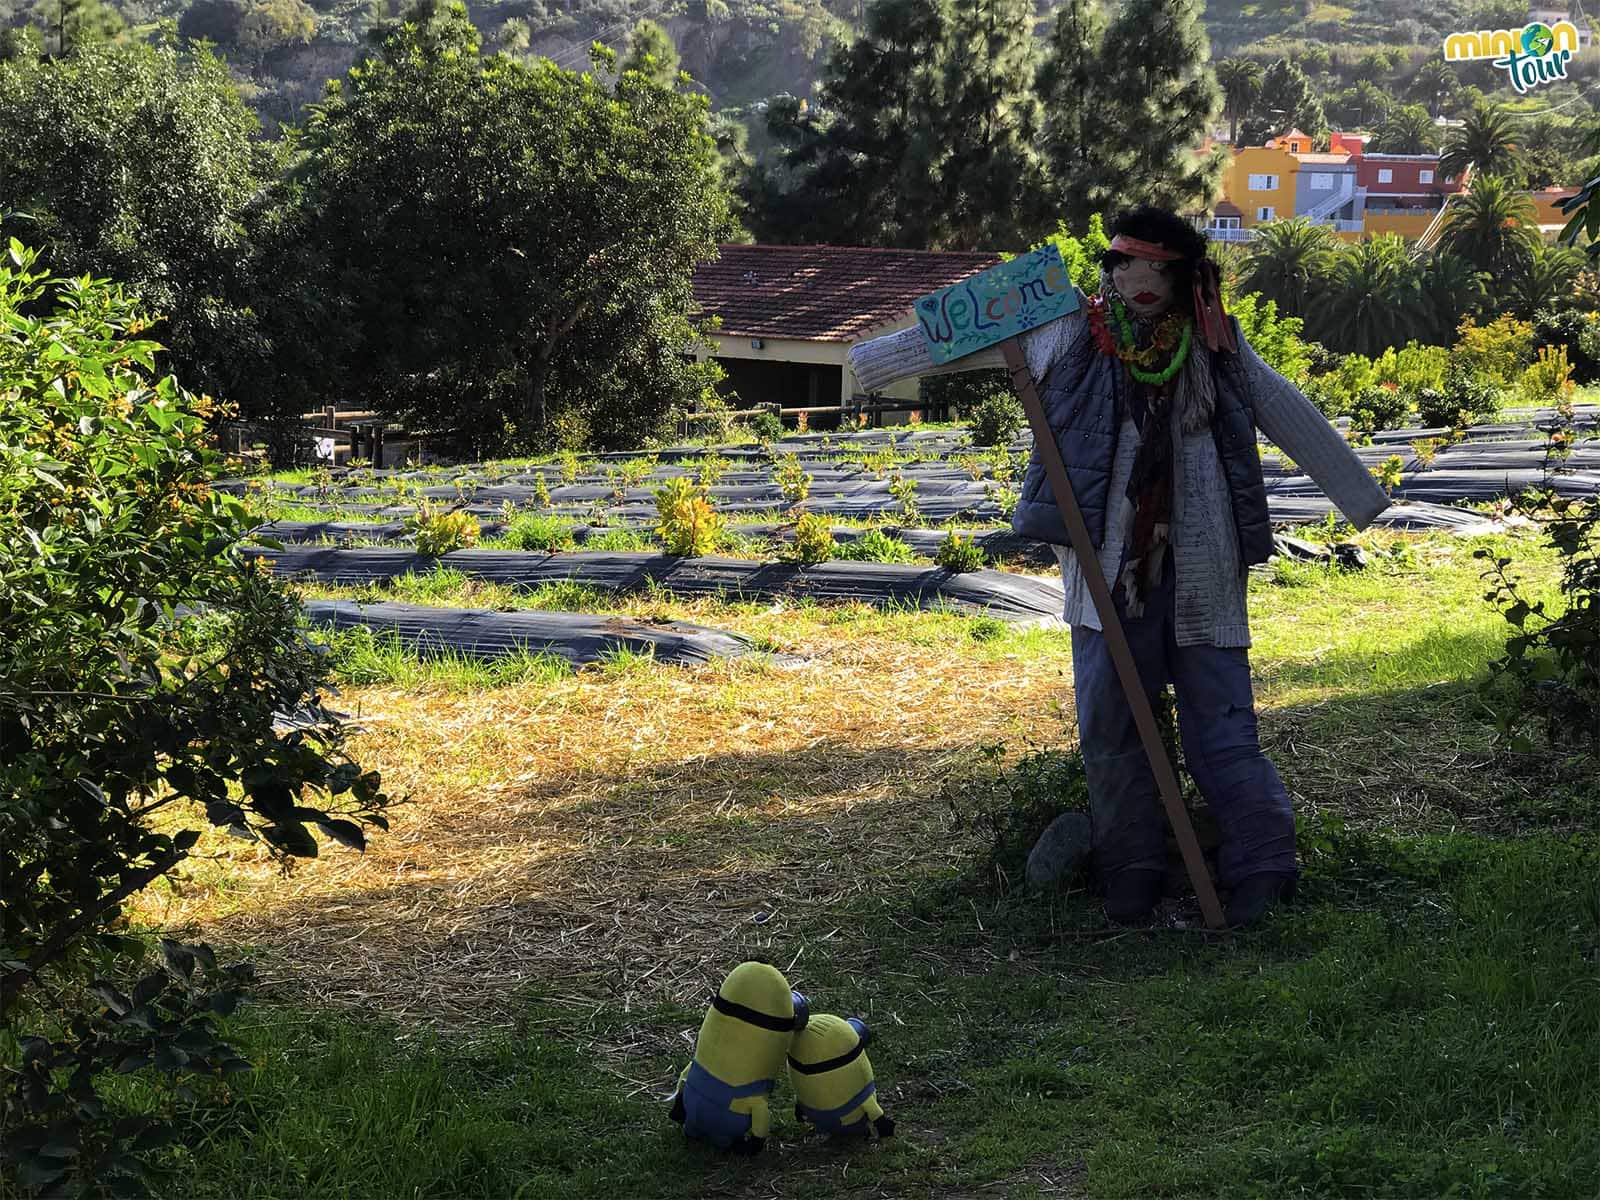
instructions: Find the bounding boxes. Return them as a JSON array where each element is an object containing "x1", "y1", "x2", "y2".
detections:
[
  {"x1": 1504, "y1": 242, "x2": 1586, "y2": 318},
  {"x1": 1439, "y1": 175, "x2": 1538, "y2": 276},
  {"x1": 1206, "y1": 239, "x2": 1249, "y2": 294},
  {"x1": 1440, "y1": 101, "x2": 1522, "y2": 181},
  {"x1": 1239, "y1": 217, "x2": 1336, "y2": 317},
  {"x1": 1353, "y1": 51, "x2": 1391, "y2": 83},
  {"x1": 1350, "y1": 80, "x2": 1391, "y2": 128},
  {"x1": 1215, "y1": 57, "x2": 1263, "y2": 145},
  {"x1": 1417, "y1": 251, "x2": 1488, "y2": 343},
  {"x1": 1314, "y1": 235, "x2": 1424, "y2": 357},
  {"x1": 1370, "y1": 104, "x2": 1437, "y2": 155},
  {"x1": 1408, "y1": 56, "x2": 1456, "y2": 120}
]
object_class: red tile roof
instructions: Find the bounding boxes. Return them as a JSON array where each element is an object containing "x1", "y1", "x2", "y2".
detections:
[{"x1": 692, "y1": 243, "x2": 1005, "y2": 343}]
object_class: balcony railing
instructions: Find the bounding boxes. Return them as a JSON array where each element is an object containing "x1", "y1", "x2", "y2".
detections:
[
  {"x1": 1365, "y1": 205, "x2": 1447, "y2": 217},
  {"x1": 1204, "y1": 226, "x2": 1255, "y2": 242}
]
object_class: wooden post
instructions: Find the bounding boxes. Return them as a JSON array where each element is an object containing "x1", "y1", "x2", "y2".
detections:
[{"x1": 1000, "y1": 337, "x2": 1225, "y2": 931}]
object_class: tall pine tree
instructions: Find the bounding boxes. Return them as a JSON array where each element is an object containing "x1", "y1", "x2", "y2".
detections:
[
  {"x1": 1241, "y1": 58, "x2": 1326, "y2": 144},
  {"x1": 934, "y1": 0, "x2": 1045, "y2": 249},
  {"x1": 1090, "y1": 0, "x2": 1223, "y2": 216},
  {"x1": 746, "y1": 0, "x2": 949, "y2": 247},
  {"x1": 1036, "y1": 0, "x2": 1108, "y2": 234}
]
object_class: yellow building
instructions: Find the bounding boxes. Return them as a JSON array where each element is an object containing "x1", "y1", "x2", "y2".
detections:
[
  {"x1": 1219, "y1": 145, "x2": 1300, "y2": 231},
  {"x1": 1528, "y1": 186, "x2": 1581, "y2": 232},
  {"x1": 1359, "y1": 211, "x2": 1438, "y2": 240}
]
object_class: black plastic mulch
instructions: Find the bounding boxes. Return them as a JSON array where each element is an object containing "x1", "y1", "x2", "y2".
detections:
[
  {"x1": 252, "y1": 548, "x2": 1067, "y2": 622},
  {"x1": 303, "y1": 600, "x2": 762, "y2": 666}
]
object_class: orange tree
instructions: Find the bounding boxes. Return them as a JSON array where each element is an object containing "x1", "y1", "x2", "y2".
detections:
[{"x1": 0, "y1": 243, "x2": 387, "y2": 1195}]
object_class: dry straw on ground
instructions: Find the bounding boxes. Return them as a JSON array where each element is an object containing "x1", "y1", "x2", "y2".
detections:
[
  {"x1": 132, "y1": 526, "x2": 1582, "y2": 1046},
  {"x1": 137, "y1": 608, "x2": 1078, "y2": 1043}
]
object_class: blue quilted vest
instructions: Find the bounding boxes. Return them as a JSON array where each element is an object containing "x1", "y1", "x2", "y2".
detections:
[{"x1": 1009, "y1": 318, "x2": 1275, "y2": 568}]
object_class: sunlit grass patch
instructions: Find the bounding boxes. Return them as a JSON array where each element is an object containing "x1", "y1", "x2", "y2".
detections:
[
  {"x1": 118, "y1": 516, "x2": 1600, "y2": 1198},
  {"x1": 314, "y1": 626, "x2": 574, "y2": 691}
]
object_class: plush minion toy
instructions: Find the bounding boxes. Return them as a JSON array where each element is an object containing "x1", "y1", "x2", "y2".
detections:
[
  {"x1": 668, "y1": 961, "x2": 809, "y2": 1154},
  {"x1": 788, "y1": 1014, "x2": 894, "y2": 1139}
]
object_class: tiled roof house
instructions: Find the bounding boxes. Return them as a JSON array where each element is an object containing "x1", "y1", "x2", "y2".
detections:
[{"x1": 690, "y1": 243, "x2": 1003, "y2": 421}]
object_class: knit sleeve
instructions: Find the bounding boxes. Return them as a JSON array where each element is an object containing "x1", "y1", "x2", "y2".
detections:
[
  {"x1": 846, "y1": 291, "x2": 1089, "y2": 393},
  {"x1": 1238, "y1": 328, "x2": 1392, "y2": 532}
]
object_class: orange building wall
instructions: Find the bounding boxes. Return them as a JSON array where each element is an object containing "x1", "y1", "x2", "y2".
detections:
[{"x1": 1222, "y1": 147, "x2": 1299, "y2": 227}]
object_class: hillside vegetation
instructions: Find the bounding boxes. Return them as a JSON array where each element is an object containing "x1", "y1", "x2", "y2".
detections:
[{"x1": 4, "y1": 0, "x2": 1583, "y2": 129}]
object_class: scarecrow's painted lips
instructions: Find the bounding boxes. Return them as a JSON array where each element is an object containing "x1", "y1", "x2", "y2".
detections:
[{"x1": 1134, "y1": 291, "x2": 1158, "y2": 304}]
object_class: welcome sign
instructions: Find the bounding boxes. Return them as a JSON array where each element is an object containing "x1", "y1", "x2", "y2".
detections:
[
  {"x1": 914, "y1": 244, "x2": 1079, "y2": 365},
  {"x1": 1445, "y1": 19, "x2": 1581, "y2": 93}
]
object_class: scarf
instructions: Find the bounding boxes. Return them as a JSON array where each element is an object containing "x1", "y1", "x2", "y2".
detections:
[{"x1": 1097, "y1": 272, "x2": 1217, "y2": 617}]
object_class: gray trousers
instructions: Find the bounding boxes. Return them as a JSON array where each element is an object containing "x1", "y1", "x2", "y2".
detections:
[{"x1": 1069, "y1": 547, "x2": 1298, "y2": 886}]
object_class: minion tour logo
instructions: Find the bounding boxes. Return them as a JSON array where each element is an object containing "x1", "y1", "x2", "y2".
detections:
[{"x1": 1444, "y1": 20, "x2": 1581, "y2": 93}]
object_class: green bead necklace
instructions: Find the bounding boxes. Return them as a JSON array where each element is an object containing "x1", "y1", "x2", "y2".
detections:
[{"x1": 1110, "y1": 298, "x2": 1193, "y2": 387}]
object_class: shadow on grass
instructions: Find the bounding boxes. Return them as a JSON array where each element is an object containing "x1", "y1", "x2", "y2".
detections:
[
  {"x1": 192, "y1": 664, "x2": 1597, "y2": 1038},
  {"x1": 145, "y1": 825, "x2": 1600, "y2": 1200}
]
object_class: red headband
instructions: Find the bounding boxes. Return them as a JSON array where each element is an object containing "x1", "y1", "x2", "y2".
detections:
[
  {"x1": 1109, "y1": 234, "x2": 1183, "y2": 261},
  {"x1": 1106, "y1": 233, "x2": 1237, "y2": 354}
]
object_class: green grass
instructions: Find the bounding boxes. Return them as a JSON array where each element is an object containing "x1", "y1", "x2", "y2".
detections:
[
  {"x1": 128, "y1": 829, "x2": 1598, "y2": 1199},
  {"x1": 57, "y1": 523, "x2": 1600, "y2": 1197},
  {"x1": 314, "y1": 625, "x2": 574, "y2": 690}
]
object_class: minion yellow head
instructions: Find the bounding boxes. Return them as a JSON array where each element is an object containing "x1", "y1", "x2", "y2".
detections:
[
  {"x1": 788, "y1": 1014, "x2": 893, "y2": 1138},
  {"x1": 693, "y1": 961, "x2": 809, "y2": 1086}
]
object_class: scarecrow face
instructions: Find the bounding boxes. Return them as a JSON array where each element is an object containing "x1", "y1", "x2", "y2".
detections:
[{"x1": 1111, "y1": 256, "x2": 1178, "y2": 321}]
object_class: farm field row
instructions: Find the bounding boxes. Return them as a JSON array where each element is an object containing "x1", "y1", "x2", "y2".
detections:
[{"x1": 124, "y1": 520, "x2": 1599, "y2": 1198}]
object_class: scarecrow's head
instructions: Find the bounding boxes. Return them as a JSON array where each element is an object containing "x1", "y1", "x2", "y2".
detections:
[
  {"x1": 1098, "y1": 206, "x2": 1209, "y2": 321},
  {"x1": 1098, "y1": 205, "x2": 1236, "y2": 353}
]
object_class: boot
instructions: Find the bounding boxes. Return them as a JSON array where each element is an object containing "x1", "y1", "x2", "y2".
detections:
[
  {"x1": 1225, "y1": 873, "x2": 1296, "y2": 928},
  {"x1": 1103, "y1": 869, "x2": 1165, "y2": 926}
]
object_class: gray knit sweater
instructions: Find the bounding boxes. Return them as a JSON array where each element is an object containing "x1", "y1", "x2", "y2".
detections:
[{"x1": 847, "y1": 309, "x2": 1391, "y2": 647}]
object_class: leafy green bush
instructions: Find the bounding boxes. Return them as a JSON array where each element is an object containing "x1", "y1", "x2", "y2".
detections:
[
  {"x1": 1452, "y1": 314, "x2": 1533, "y2": 390},
  {"x1": 1304, "y1": 352, "x2": 1377, "y2": 419},
  {"x1": 1372, "y1": 341, "x2": 1448, "y2": 401},
  {"x1": 966, "y1": 388, "x2": 1026, "y2": 447},
  {"x1": 1446, "y1": 369, "x2": 1505, "y2": 427},
  {"x1": 743, "y1": 409, "x2": 784, "y2": 442},
  {"x1": 1518, "y1": 345, "x2": 1576, "y2": 409},
  {"x1": 1370, "y1": 453, "x2": 1406, "y2": 495},
  {"x1": 936, "y1": 531, "x2": 987, "y2": 572},
  {"x1": 986, "y1": 481, "x2": 1020, "y2": 519},
  {"x1": 889, "y1": 471, "x2": 921, "y2": 524},
  {"x1": 787, "y1": 513, "x2": 835, "y2": 564},
  {"x1": 1227, "y1": 290, "x2": 1313, "y2": 383},
  {"x1": 1532, "y1": 308, "x2": 1600, "y2": 384},
  {"x1": 1414, "y1": 387, "x2": 1463, "y2": 429},
  {"x1": 1348, "y1": 383, "x2": 1412, "y2": 434},
  {"x1": 693, "y1": 454, "x2": 730, "y2": 488},
  {"x1": 836, "y1": 528, "x2": 916, "y2": 564},
  {"x1": 920, "y1": 367, "x2": 1010, "y2": 422},
  {"x1": 1410, "y1": 437, "x2": 1447, "y2": 468},
  {"x1": 0, "y1": 244, "x2": 387, "y2": 1193},
  {"x1": 653, "y1": 476, "x2": 722, "y2": 556},
  {"x1": 1474, "y1": 494, "x2": 1599, "y2": 755},
  {"x1": 405, "y1": 502, "x2": 480, "y2": 555},
  {"x1": 500, "y1": 513, "x2": 576, "y2": 552},
  {"x1": 774, "y1": 453, "x2": 811, "y2": 505}
]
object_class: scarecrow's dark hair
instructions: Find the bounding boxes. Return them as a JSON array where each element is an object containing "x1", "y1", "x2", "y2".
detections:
[{"x1": 1099, "y1": 206, "x2": 1210, "y2": 314}]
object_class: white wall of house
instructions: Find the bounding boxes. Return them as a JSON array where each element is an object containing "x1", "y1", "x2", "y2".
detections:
[{"x1": 695, "y1": 325, "x2": 926, "y2": 404}]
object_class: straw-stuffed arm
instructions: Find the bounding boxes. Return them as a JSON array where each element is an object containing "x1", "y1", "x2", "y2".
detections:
[
  {"x1": 847, "y1": 294, "x2": 1089, "y2": 394},
  {"x1": 1237, "y1": 324, "x2": 1392, "y2": 532}
]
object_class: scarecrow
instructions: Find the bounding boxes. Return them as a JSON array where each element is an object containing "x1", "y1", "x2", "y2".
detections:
[{"x1": 849, "y1": 206, "x2": 1391, "y2": 927}]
